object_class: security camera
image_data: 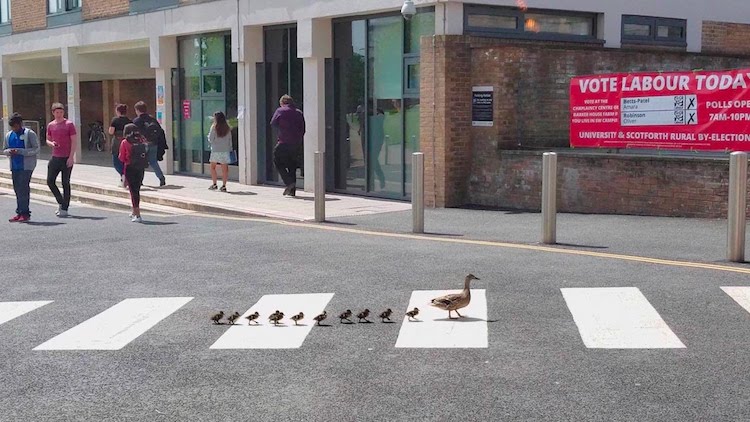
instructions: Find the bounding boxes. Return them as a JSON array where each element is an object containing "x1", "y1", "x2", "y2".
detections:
[{"x1": 401, "y1": 0, "x2": 416, "y2": 20}]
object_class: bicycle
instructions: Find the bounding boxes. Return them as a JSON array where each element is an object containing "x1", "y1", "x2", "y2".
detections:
[{"x1": 87, "y1": 121, "x2": 106, "y2": 152}]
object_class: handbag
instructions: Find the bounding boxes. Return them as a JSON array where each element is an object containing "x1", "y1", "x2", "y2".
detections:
[{"x1": 228, "y1": 150, "x2": 238, "y2": 165}]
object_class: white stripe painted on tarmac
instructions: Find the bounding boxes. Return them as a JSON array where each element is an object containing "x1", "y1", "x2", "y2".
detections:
[
  {"x1": 0, "y1": 301, "x2": 53, "y2": 326},
  {"x1": 561, "y1": 287, "x2": 685, "y2": 349},
  {"x1": 721, "y1": 286, "x2": 750, "y2": 315},
  {"x1": 210, "y1": 293, "x2": 334, "y2": 349},
  {"x1": 33, "y1": 297, "x2": 193, "y2": 351},
  {"x1": 394, "y1": 290, "x2": 488, "y2": 348}
]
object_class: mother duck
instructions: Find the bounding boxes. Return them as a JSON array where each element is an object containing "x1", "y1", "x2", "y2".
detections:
[{"x1": 430, "y1": 274, "x2": 480, "y2": 319}]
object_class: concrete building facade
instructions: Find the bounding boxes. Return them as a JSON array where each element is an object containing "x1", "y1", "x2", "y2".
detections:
[{"x1": 2, "y1": 0, "x2": 750, "y2": 216}]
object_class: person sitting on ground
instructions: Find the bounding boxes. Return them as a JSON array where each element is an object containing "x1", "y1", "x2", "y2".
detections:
[
  {"x1": 3, "y1": 113, "x2": 40, "y2": 223},
  {"x1": 108, "y1": 103, "x2": 132, "y2": 188},
  {"x1": 207, "y1": 111, "x2": 233, "y2": 192},
  {"x1": 119, "y1": 123, "x2": 149, "y2": 223}
]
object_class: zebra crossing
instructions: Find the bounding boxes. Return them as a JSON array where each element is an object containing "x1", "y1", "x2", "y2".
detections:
[{"x1": 2, "y1": 287, "x2": 750, "y2": 351}]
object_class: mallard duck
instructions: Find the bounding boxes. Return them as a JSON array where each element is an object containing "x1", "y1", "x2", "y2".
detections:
[
  {"x1": 245, "y1": 311, "x2": 260, "y2": 324},
  {"x1": 211, "y1": 311, "x2": 225, "y2": 324},
  {"x1": 406, "y1": 307, "x2": 420, "y2": 321},
  {"x1": 379, "y1": 308, "x2": 393, "y2": 322},
  {"x1": 227, "y1": 311, "x2": 241, "y2": 325},
  {"x1": 269, "y1": 310, "x2": 284, "y2": 325},
  {"x1": 338, "y1": 309, "x2": 352, "y2": 323},
  {"x1": 357, "y1": 309, "x2": 371, "y2": 323},
  {"x1": 313, "y1": 311, "x2": 327, "y2": 325},
  {"x1": 290, "y1": 312, "x2": 304, "y2": 325},
  {"x1": 430, "y1": 274, "x2": 480, "y2": 319}
]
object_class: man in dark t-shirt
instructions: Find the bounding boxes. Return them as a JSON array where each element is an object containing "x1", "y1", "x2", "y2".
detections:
[{"x1": 109, "y1": 104, "x2": 132, "y2": 187}]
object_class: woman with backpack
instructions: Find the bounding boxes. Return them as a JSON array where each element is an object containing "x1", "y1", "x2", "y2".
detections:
[
  {"x1": 119, "y1": 123, "x2": 148, "y2": 223},
  {"x1": 207, "y1": 111, "x2": 233, "y2": 192}
]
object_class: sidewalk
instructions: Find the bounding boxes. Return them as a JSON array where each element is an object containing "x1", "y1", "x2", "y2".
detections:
[{"x1": 0, "y1": 158, "x2": 411, "y2": 221}]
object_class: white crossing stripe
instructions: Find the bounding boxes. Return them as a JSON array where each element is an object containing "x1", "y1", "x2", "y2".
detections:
[
  {"x1": 210, "y1": 293, "x2": 334, "y2": 349},
  {"x1": 33, "y1": 297, "x2": 193, "y2": 351},
  {"x1": 561, "y1": 287, "x2": 685, "y2": 349},
  {"x1": 0, "y1": 301, "x2": 53, "y2": 326},
  {"x1": 394, "y1": 290, "x2": 488, "y2": 348},
  {"x1": 721, "y1": 286, "x2": 750, "y2": 314}
]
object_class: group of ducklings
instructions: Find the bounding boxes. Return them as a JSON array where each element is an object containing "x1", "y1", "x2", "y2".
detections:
[
  {"x1": 211, "y1": 307, "x2": 421, "y2": 326},
  {"x1": 211, "y1": 274, "x2": 480, "y2": 326}
]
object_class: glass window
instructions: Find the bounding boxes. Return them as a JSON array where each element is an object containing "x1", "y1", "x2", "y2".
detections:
[
  {"x1": 405, "y1": 10, "x2": 436, "y2": 54},
  {"x1": 622, "y1": 15, "x2": 686, "y2": 46},
  {"x1": 467, "y1": 14, "x2": 517, "y2": 31},
  {"x1": 49, "y1": 0, "x2": 80, "y2": 13},
  {"x1": 464, "y1": 5, "x2": 596, "y2": 41},
  {"x1": 0, "y1": 0, "x2": 9, "y2": 23}
]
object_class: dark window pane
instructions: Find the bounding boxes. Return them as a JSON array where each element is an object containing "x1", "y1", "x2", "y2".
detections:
[
  {"x1": 657, "y1": 25, "x2": 683, "y2": 39},
  {"x1": 467, "y1": 14, "x2": 517, "y2": 30},
  {"x1": 524, "y1": 13, "x2": 593, "y2": 35},
  {"x1": 405, "y1": 11, "x2": 435, "y2": 54},
  {"x1": 623, "y1": 23, "x2": 651, "y2": 37}
]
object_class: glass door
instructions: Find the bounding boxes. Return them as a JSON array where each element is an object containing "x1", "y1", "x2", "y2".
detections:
[{"x1": 261, "y1": 26, "x2": 304, "y2": 185}]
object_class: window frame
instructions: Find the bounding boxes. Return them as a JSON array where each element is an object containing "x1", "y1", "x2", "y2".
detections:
[
  {"x1": 463, "y1": 4, "x2": 600, "y2": 43},
  {"x1": 48, "y1": 0, "x2": 81, "y2": 14},
  {"x1": 0, "y1": 0, "x2": 10, "y2": 25},
  {"x1": 621, "y1": 15, "x2": 687, "y2": 47}
]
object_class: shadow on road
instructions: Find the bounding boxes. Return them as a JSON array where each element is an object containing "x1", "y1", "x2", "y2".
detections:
[
  {"x1": 23, "y1": 222, "x2": 65, "y2": 227},
  {"x1": 140, "y1": 221, "x2": 178, "y2": 226}
]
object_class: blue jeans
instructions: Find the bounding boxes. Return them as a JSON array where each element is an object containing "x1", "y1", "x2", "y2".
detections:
[
  {"x1": 12, "y1": 170, "x2": 33, "y2": 216},
  {"x1": 147, "y1": 145, "x2": 165, "y2": 182},
  {"x1": 113, "y1": 153, "x2": 124, "y2": 176}
]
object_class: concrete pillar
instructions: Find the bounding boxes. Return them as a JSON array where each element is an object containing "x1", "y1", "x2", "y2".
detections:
[
  {"x1": 0, "y1": 57, "x2": 12, "y2": 135},
  {"x1": 234, "y1": 25, "x2": 263, "y2": 185},
  {"x1": 150, "y1": 36, "x2": 177, "y2": 175},
  {"x1": 61, "y1": 48, "x2": 83, "y2": 163},
  {"x1": 298, "y1": 18, "x2": 332, "y2": 192}
]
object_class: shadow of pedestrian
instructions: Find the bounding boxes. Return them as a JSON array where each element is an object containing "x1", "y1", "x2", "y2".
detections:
[
  {"x1": 155, "y1": 185, "x2": 184, "y2": 190},
  {"x1": 139, "y1": 221, "x2": 178, "y2": 226},
  {"x1": 226, "y1": 191, "x2": 257, "y2": 196},
  {"x1": 66, "y1": 216, "x2": 107, "y2": 221},
  {"x1": 23, "y1": 222, "x2": 65, "y2": 227},
  {"x1": 293, "y1": 196, "x2": 341, "y2": 202}
]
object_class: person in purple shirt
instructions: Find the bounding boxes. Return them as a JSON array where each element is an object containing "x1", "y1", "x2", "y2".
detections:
[{"x1": 270, "y1": 95, "x2": 306, "y2": 197}]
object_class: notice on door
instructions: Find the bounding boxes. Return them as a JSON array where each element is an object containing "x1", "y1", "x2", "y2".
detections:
[
  {"x1": 182, "y1": 100, "x2": 191, "y2": 120},
  {"x1": 472, "y1": 86, "x2": 494, "y2": 127}
]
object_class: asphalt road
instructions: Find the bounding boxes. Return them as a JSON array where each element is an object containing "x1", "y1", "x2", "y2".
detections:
[{"x1": 1, "y1": 194, "x2": 750, "y2": 421}]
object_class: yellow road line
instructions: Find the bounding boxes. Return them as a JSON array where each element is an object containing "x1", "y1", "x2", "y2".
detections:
[{"x1": 192, "y1": 212, "x2": 750, "y2": 275}]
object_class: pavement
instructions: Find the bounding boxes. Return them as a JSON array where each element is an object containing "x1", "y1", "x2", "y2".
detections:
[
  {"x1": 0, "y1": 155, "x2": 411, "y2": 221},
  {"x1": 2, "y1": 159, "x2": 750, "y2": 420}
]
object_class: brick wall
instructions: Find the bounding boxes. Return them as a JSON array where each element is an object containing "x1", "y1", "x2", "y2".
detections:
[
  {"x1": 702, "y1": 21, "x2": 750, "y2": 56},
  {"x1": 116, "y1": 79, "x2": 156, "y2": 120},
  {"x1": 472, "y1": 150, "x2": 743, "y2": 219},
  {"x1": 83, "y1": 0, "x2": 129, "y2": 21},
  {"x1": 11, "y1": 0, "x2": 46, "y2": 33}
]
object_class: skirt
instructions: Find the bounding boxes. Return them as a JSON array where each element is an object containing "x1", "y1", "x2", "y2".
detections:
[{"x1": 209, "y1": 151, "x2": 232, "y2": 164}]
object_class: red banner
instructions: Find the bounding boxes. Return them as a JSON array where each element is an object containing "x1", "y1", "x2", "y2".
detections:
[{"x1": 570, "y1": 69, "x2": 750, "y2": 151}]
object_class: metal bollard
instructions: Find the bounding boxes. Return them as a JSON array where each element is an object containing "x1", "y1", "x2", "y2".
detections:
[
  {"x1": 542, "y1": 152, "x2": 557, "y2": 244},
  {"x1": 727, "y1": 152, "x2": 747, "y2": 262},
  {"x1": 412, "y1": 152, "x2": 425, "y2": 233},
  {"x1": 314, "y1": 151, "x2": 325, "y2": 223}
]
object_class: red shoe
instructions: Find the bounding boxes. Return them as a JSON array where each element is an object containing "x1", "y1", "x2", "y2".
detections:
[
  {"x1": 8, "y1": 214, "x2": 22, "y2": 222},
  {"x1": 17, "y1": 215, "x2": 30, "y2": 223}
]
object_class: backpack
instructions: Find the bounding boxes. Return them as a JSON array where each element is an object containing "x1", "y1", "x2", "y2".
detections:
[
  {"x1": 128, "y1": 138, "x2": 149, "y2": 171},
  {"x1": 143, "y1": 118, "x2": 165, "y2": 146}
]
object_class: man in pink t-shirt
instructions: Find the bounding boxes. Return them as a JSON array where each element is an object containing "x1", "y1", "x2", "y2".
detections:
[{"x1": 45, "y1": 102, "x2": 77, "y2": 217}]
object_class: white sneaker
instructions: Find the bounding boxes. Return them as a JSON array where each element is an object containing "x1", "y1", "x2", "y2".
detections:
[
  {"x1": 54, "y1": 206, "x2": 61, "y2": 216},
  {"x1": 131, "y1": 215, "x2": 143, "y2": 223},
  {"x1": 57, "y1": 209, "x2": 68, "y2": 218},
  {"x1": 118, "y1": 179, "x2": 124, "y2": 188}
]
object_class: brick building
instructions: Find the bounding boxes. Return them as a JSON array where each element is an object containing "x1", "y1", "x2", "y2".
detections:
[{"x1": 1, "y1": 1, "x2": 750, "y2": 217}]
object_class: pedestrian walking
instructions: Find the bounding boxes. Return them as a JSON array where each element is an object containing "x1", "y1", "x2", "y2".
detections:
[
  {"x1": 270, "y1": 95, "x2": 305, "y2": 197},
  {"x1": 207, "y1": 111, "x2": 233, "y2": 192},
  {"x1": 3, "y1": 113, "x2": 40, "y2": 222},
  {"x1": 46, "y1": 102, "x2": 77, "y2": 217},
  {"x1": 132, "y1": 101, "x2": 167, "y2": 187},
  {"x1": 108, "y1": 103, "x2": 132, "y2": 188},
  {"x1": 119, "y1": 123, "x2": 149, "y2": 223}
]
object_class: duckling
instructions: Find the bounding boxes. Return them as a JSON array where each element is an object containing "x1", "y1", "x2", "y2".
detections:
[
  {"x1": 245, "y1": 311, "x2": 260, "y2": 324},
  {"x1": 290, "y1": 312, "x2": 304, "y2": 325},
  {"x1": 313, "y1": 311, "x2": 328, "y2": 326},
  {"x1": 406, "y1": 307, "x2": 420, "y2": 321},
  {"x1": 338, "y1": 309, "x2": 353, "y2": 323},
  {"x1": 379, "y1": 308, "x2": 393, "y2": 322},
  {"x1": 357, "y1": 309, "x2": 371, "y2": 323},
  {"x1": 211, "y1": 311, "x2": 225, "y2": 325},
  {"x1": 430, "y1": 274, "x2": 480, "y2": 319},
  {"x1": 227, "y1": 311, "x2": 241, "y2": 325},
  {"x1": 269, "y1": 310, "x2": 285, "y2": 325}
]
